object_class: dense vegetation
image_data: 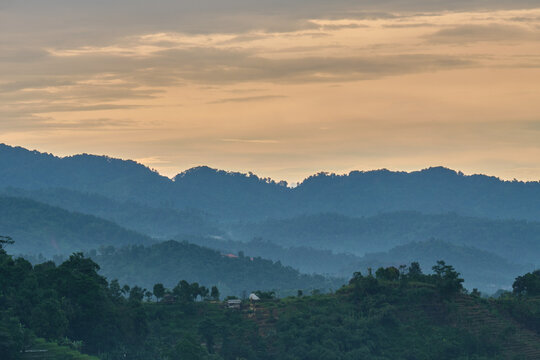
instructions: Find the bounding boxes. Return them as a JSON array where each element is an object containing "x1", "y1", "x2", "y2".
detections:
[
  {"x1": 1, "y1": 238, "x2": 539, "y2": 360},
  {"x1": 3, "y1": 144, "x2": 540, "y2": 221},
  {"x1": 180, "y1": 235, "x2": 359, "y2": 276},
  {"x1": 347, "y1": 239, "x2": 529, "y2": 294},
  {"x1": 86, "y1": 240, "x2": 342, "y2": 297},
  {"x1": 0, "y1": 197, "x2": 153, "y2": 257}
]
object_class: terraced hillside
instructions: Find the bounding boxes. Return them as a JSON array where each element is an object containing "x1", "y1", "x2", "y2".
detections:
[
  {"x1": 451, "y1": 296, "x2": 540, "y2": 360},
  {"x1": 239, "y1": 288, "x2": 540, "y2": 360},
  {"x1": 20, "y1": 339, "x2": 98, "y2": 360}
]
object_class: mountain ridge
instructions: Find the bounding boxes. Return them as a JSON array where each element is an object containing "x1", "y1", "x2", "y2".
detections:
[{"x1": 3, "y1": 143, "x2": 540, "y2": 221}]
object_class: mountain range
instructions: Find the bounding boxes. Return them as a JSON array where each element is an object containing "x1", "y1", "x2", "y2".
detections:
[
  {"x1": 1, "y1": 143, "x2": 539, "y2": 294},
  {"x1": 2, "y1": 143, "x2": 540, "y2": 221}
]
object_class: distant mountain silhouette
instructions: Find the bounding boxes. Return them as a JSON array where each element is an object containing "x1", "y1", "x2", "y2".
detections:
[
  {"x1": 231, "y1": 211, "x2": 540, "y2": 265},
  {"x1": 2, "y1": 143, "x2": 540, "y2": 221},
  {"x1": 0, "y1": 196, "x2": 153, "y2": 256},
  {"x1": 1, "y1": 187, "x2": 221, "y2": 239}
]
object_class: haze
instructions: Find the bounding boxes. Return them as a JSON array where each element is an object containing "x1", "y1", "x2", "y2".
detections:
[{"x1": 1, "y1": 0, "x2": 540, "y2": 182}]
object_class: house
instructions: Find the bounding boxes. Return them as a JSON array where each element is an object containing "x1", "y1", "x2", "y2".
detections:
[
  {"x1": 226, "y1": 299, "x2": 242, "y2": 309},
  {"x1": 161, "y1": 294, "x2": 176, "y2": 304},
  {"x1": 249, "y1": 293, "x2": 260, "y2": 301}
]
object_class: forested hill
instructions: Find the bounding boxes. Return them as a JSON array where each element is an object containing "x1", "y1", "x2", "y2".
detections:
[
  {"x1": 231, "y1": 211, "x2": 540, "y2": 265},
  {"x1": 347, "y1": 240, "x2": 529, "y2": 294},
  {"x1": 1, "y1": 187, "x2": 221, "y2": 239},
  {"x1": 2, "y1": 243, "x2": 539, "y2": 359},
  {"x1": 0, "y1": 144, "x2": 170, "y2": 206},
  {"x1": 89, "y1": 240, "x2": 342, "y2": 297},
  {"x1": 0, "y1": 196, "x2": 153, "y2": 256},
  {"x1": 2, "y1": 144, "x2": 540, "y2": 221}
]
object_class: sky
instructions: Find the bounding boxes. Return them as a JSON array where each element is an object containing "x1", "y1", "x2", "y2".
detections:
[{"x1": 1, "y1": 0, "x2": 540, "y2": 183}]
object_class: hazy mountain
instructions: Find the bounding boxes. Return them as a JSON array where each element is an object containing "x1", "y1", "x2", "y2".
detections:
[
  {"x1": 2, "y1": 144, "x2": 540, "y2": 221},
  {"x1": 344, "y1": 239, "x2": 531, "y2": 294},
  {"x1": 231, "y1": 211, "x2": 540, "y2": 265},
  {"x1": 178, "y1": 235, "x2": 360, "y2": 276},
  {"x1": 1, "y1": 187, "x2": 222, "y2": 239},
  {"x1": 0, "y1": 144, "x2": 171, "y2": 206},
  {"x1": 0, "y1": 196, "x2": 153, "y2": 257},
  {"x1": 89, "y1": 240, "x2": 343, "y2": 297},
  {"x1": 180, "y1": 234, "x2": 533, "y2": 293}
]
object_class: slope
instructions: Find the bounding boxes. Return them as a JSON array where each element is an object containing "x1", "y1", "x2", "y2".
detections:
[
  {"x1": 0, "y1": 196, "x2": 153, "y2": 257},
  {"x1": 1, "y1": 187, "x2": 221, "y2": 239},
  {"x1": 90, "y1": 240, "x2": 343, "y2": 297},
  {"x1": 231, "y1": 211, "x2": 540, "y2": 265},
  {"x1": 347, "y1": 239, "x2": 529, "y2": 293}
]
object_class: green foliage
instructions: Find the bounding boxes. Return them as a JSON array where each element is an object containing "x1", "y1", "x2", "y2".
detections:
[
  {"x1": 513, "y1": 270, "x2": 540, "y2": 297},
  {"x1": 0, "y1": 247, "x2": 150, "y2": 357},
  {"x1": 1, "y1": 239, "x2": 538, "y2": 360},
  {"x1": 153, "y1": 283, "x2": 165, "y2": 301},
  {"x1": 431, "y1": 260, "x2": 464, "y2": 297},
  {"x1": 170, "y1": 334, "x2": 209, "y2": 360},
  {"x1": 253, "y1": 291, "x2": 276, "y2": 300},
  {"x1": 91, "y1": 240, "x2": 342, "y2": 298},
  {"x1": 210, "y1": 286, "x2": 220, "y2": 301},
  {"x1": 0, "y1": 235, "x2": 14, "y2": 249}
]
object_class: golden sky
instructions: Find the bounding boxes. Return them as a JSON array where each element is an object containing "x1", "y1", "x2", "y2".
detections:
[{"x1": 1, "y1": 1, "x2": 540, "y2": 183}]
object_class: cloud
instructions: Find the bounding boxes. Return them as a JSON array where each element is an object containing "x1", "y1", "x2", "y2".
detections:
[
  {"x1": 0, "y1": 116, "x2": 139, "y2": 131},
  {"x1": 136, "y1": 48, "x2": 475, "y2": 84},
  {"x1": 209, "y1": 95, "x2": 288, "y2": 104},
  {"x1": 382, "y1": 23, "x2": 437, "y2": 28},
  {"x1": 221, "y1": 139, "x2": 280, "y2": 144},
  {"x1": 426, "y1": 23, "x2": 540, "y2": 43}
]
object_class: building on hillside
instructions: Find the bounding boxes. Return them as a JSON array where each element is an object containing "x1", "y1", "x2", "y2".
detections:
[
  {"x1": 161, "y1": 294, "x2": 176, "y2": 304},
  {"x1": 226, "y1": 299, "x2": 242, "y2": 309},
  {"x1": 249, "y1": 293, "x2": 260, "y2": 302}
]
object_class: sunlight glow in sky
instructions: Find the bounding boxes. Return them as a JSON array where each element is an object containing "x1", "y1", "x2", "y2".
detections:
[{"x1": 1, "y1": 1, "x2": 540, "y2": 182}]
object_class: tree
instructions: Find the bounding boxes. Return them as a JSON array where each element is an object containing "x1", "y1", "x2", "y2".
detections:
[
  {"x1": 375, "y1": 266, "x2": 400, "y2": 281},
  {"x1": 513, "y1": 270, "x2": 540, "y2": 296},
  {"x1": 173, "y1": 280, "x2": 193, "y2": 302},
  {"x1": 407, "y1": 262, "x2": 423, "y2": 279},
  {"x1": 0, "y1": 236, "x2": 14, "y2": 251},
  {"x1": 198, "y1": 318, "x2": 217, "y2": 354},
  {"x1": 254, "y1": 290, "x2": 276, "y2": 300},
  {"x1": 109, "y1": 279, "x2": 123, "y2": 301},
  {"x1": 432, "y1": 260, "x2": 464, "y2": 297},
  {"x1": 129, "y1": 286, "x2": 145, "y2": 302},
  {"x1": 210, "y1": 286, "x2": 220, "y2": 301},
  {"x1": 199, "y1": 286, "x2": 209, "y2": 300},
  {"x1": 170, "y1": 334, "x2": 208, "y2": 360},
  {"x1": 153, "y1": 283, "x2": 165, "y2": 301}
]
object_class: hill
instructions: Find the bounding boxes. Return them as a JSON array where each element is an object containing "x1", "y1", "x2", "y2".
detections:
[
  {"x1": 89, "y1": 240, "x2": 343, "y2": 297},
  {"x1": 186, "y1": 235, "x2": 529, "y2": 293},
  {"x1": 178, "y1": 235, "x2": 360, "y2": 276},
  {"x1": 3, "y1": 144, "x2": 540, "y2": 221},
  {"x1": 2, "y1": 245, "x2": 539, "y2": 360},
  {"x1": 231, "y1": 211, "x2": 540, "y2": 266},
  {"x1": 0, "y1": 196, "x2": 153, "y2": 257},
  {"x1": 1, "y1": 187, "x2": 221, "y2": 239},
  {"x1": 347, "y1": 239, "x2": 529, "y2": 294}
]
